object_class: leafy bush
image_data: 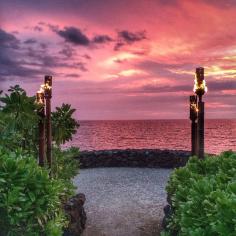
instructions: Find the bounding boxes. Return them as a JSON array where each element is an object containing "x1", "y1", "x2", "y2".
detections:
[
  {"x1": 0, "y1": 85, "x2": 39, "y2": 154},
  {"x1": 51, "y1": 147, "x2": 80, "y2": 200},
  {"x1": 52, "y1": 146, "x2": 80, "y2": 181},
  {"x1": 52, "y1": 104, "x2": 80, "y2": 146},
  {"x1": 0, "y1": 147, "x2": 71, "y2": 235},
  {"x1": 162, "y1": 151, "x2": 236, "y2": 236}
]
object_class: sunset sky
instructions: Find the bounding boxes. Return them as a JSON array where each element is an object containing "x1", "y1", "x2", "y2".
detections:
[{"x1": 1, "y1": 0, "x2": 236, "y2": 119}]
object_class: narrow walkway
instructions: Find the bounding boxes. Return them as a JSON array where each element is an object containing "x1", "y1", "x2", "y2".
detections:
[{"x1": 73, "y1": 168, "x2": 172, "y2": 236}]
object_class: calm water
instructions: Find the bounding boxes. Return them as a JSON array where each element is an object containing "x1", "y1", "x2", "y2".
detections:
[{"x1": 68, "y1": 120, "x2": 236, "y2": 154}]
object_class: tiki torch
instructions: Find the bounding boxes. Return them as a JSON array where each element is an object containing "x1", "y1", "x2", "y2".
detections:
[
  {"x1": 44, "y1": 75, "x2": 52, "y2": 169},
  {"x1": 189, "y1": 95, "x2": 198, "y2": 156},
  {"x1": 194, "y1": 67, "x2": 207, "y2": 159},
  {"x1": 36, "y1": 90, "x2": 45, "y2": 167}
]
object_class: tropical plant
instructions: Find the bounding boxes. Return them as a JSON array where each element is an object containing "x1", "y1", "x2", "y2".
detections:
[
  {"x1": 52, "y1": 103, "x2": 80, "y2": 146},
  {"x1": 162, "y1": 151, "x2": 236, "y2": 236},
  {"x1": 51, "y1": 146, "x2": 80, "y2": 200},
  {"x1": 0, "y1": 146, "x2": 71, "y2": 236},
  {"x1": 52, "y1": 146, "x2": 80, "y2": 180},
  {"x1": 0, "y1": 85, "x2": 39, "y2": 154}
]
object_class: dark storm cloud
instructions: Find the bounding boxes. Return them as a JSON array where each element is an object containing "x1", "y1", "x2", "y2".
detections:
[
  {"x1": 207, "y1": 80, "x2": 236, "y2": 91},
  {"x1": 66, "y1": 73, "x2": 81, "y2": 78},
  {"x1": 57, "y1": 27, "x2": 90, "y2": 46},
  {"x1": 0, "y1": 28, "x2": 88, "y2": 82},
  {"x1": 33, "y1": 26, "x2": 43, "y2": 32},
  {"x1": 92, "y1": 35, "x2": 113, "y2": 44},
  {"x1": 0, "y1": 50, "x2": 42, "y2": 81},
  {"x1": 24, "y1": 38, "x2": 37, "y2": 44},
  {"x1": 74, "y1": 62, "x2": 88, "y2": 72},
  {"x1": 0, "y1": 28, "x2": 20, "y2": 49},
  {"x1": 25, "y1": 46, "x2": 87, "y2": 71},
  {"x1": 59, "y1": 44, "x2": 76, "y2": 58},
  {"x1": 119, "y1": 30, "x2": 146, "y2": 43},
  {"x1": 0, "y1": 54, "x2": 41, "y2": 79},
  {"x1": 83, "y1": 54, "x2": 91, "y2": 60},
  {"x1": 114, "y1": 42, "x2": 125, "y2": 51},
  {"x1": 47, "y1": 23, "x2": 60, "y2": 33},
  {"x1": 0, "y1": 28, "x2": 42, "y2": 81},
  {"x1": 40, "y1": 43, "x2": 47, "y2": 49},
  {"x1": 56, "y1": 26, "x2": 113, "y2": 47},
  {"x1": 114, "y1": 30, "x2": 146, "y2": 50}
]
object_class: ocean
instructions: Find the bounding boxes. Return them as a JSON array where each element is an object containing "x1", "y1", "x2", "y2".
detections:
[{"x1": 68, "y1": 119, "x2": 236, "y2": 154}]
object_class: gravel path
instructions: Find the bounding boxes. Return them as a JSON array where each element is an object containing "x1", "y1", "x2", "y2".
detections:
[{"x1": 73, "y1": 168, "x2": 172, "y2": 236}]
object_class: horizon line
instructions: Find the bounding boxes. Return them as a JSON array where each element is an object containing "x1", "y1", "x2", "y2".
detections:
[{"x1": 78, "y1": 118, "x2": 236, "y2": 121}]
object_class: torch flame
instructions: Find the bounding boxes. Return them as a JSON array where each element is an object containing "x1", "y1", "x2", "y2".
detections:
[
  {"x1": 44, "y1": 82, "x2": 51, "y2": 91},
  {"x1": 36, "y1": 91, "x2": 44, "y2": 104},
  {"x1": 193, "y1": 74, "x2": 208, "y2": 93},
  {"x1": 203, "y1": 80, "x2": 208, "y2": 93},
  {"x1": 40, "y1": 83, "x2": 51, "y2": 91},
  {"x1": 191, "y1": 103, "x2": 198, "y2": 113},
  {"x1": 35, "y1": 82, "x2": 52, "y2": 105}
]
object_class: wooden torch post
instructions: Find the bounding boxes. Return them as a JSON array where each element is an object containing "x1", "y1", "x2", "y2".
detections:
[
  {"x1": 36, "y1": 91, "x2": 45, "y2": 167},
  {"x1": 44, "y1": 76, "x2": 52, "y2": 169},
  {"x1": 194, "y1": 67, "x2": 207, "y2": 159},
  {"x1": 189, "y1": 95, "x2": 198, "y2": 156},
  {"x1": 198, "y1": 98, "x2": 204, "y2": 159}
]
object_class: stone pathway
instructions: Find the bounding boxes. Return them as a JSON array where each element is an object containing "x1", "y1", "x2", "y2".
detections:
[{"x1": 73, "y1": 168, "x2": 172, "y2": 236}]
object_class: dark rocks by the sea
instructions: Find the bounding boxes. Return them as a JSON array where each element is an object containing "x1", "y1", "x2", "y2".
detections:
[
  {"x1": 64, "y1": 193, "x2": 87, "y2": 236},
  {"x1": 76, "y1": 149, "x2": 192, "y2": 169}
]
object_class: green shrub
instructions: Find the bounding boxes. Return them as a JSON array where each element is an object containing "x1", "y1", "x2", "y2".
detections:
[
  {"x1": 163, "y1": 151, "x2": 236, "y2": 236},
  {"x1": 51, "y1": 146, "x2": 80, "y2": 200},
  {"x1": 52, "y1": 104, "x2": 80, "y2": 146},
  {"x1": 0, "y1": 147, "x2": 70, "y2": 235},
  {"x1": 52, "y1": 146, "x2": 80, "y2": 180},
  {"x1": 0, "y1": 85, "x2": 39, "y2": 155}
]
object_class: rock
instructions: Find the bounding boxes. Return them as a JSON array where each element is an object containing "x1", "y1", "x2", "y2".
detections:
[
  {"x1": 163, "y1": 204, "x2": 172, "y2": 216},
  {"x1": 64, "y1": 193, "x2": 87, "y2": 236}
]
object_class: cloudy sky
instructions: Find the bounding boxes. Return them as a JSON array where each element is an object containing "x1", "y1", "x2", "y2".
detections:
[{"x1": 1, "y1": 0, "x2": 236, "y2": 119}]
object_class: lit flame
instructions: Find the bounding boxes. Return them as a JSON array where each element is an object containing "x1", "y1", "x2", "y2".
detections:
[
  {"x1": 36, "y1": 91, "x2": 44, "y2": 104},
  {"x1": 193, "y1": 75, "x2": 208, "y2": 93},
  {"x1": 39, "y1": 85, "x2": 44, "y2": 93},
  {"x1": 35, "y1": 81, "x2": 52, "y2": 105},
  {"x1": 204, "y1": 80, "x2": 208, "y2": 93},
  {"x1": 44, "y1": 82, "x2": 51, "y2": 91},
  {"x1": 191, "y1": 103, "x2": 198, "y2": 112},
  {"x1": 41, "y1": 83, "x2": 51, "y2": 91}
]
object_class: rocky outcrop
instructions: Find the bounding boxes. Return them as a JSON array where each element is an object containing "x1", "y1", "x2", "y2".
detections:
[
  {"x1": 76, "y1": 149, "x2": 191, "y2": 169},
  {"x1": 64, "y1": 193, "x2": 87, "y2": 236}
]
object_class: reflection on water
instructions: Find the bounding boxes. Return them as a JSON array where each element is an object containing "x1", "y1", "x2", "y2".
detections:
[{"x1": 67, "y1": 120, "x2": 236, "y2": 154}]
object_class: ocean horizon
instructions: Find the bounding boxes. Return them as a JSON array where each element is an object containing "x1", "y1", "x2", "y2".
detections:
[{"x1": 66, "y1": 119, "x2": 236, "y2": 154}]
